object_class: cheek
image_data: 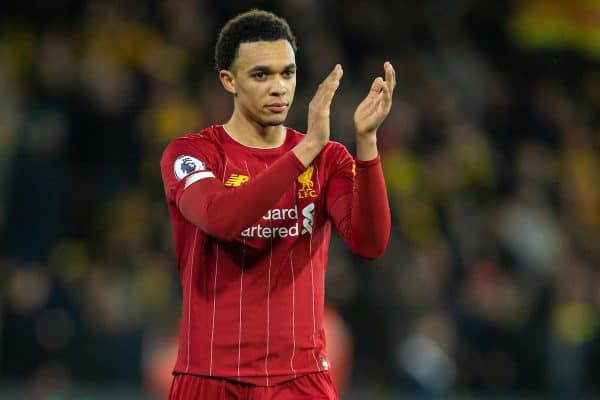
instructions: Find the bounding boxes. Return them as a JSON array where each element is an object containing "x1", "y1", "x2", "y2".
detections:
[
  {"x1": 238, "y1": 84, "x2": 261, "y2": 104},
  {"x1": 287, "y1": 79, "x2": 297, "y2": 100}
]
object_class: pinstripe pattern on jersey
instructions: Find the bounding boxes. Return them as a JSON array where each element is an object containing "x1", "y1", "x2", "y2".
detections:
[
  {"x1": 209, "y1": 157, "x2": 229, "y2": 375},
  {"x1": 185, "y1": 228, "x2": 199, "y2": 372}
]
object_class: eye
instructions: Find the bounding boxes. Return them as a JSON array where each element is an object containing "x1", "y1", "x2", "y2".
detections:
[
  {"x1": 283, "y1": 70, "x2": 295, "y2": 78},
  {"x1": 252, "y1": 71, "x2": 267, "y2": 80}
]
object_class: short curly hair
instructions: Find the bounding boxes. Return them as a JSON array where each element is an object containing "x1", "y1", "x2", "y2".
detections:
[{"x1": 215, "y1": 9, "x2": 297, "y2": 71}]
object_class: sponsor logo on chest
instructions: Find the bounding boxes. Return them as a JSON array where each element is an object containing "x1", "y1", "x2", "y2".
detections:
[{"x1": 241, "y1": 203, "x2": 315, "y2": 239}]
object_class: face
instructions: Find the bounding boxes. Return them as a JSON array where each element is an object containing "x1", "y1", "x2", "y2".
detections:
[{"x1": 221, "y1": 40, "x2": 296, "y2": 127}]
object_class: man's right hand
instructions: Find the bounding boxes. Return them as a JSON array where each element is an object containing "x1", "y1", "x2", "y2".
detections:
[{"x1": 292, "y1": 64, "x2": 343, "y2": 167}]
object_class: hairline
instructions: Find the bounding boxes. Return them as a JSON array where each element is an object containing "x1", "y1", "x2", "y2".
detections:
[{"x1": 227, "y1": 39, "x2": 296, "y2": 74}]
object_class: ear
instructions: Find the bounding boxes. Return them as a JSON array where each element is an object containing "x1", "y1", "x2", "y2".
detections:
[{"x1": 219, "y1": 70, "x2": 236, "y2": 95}]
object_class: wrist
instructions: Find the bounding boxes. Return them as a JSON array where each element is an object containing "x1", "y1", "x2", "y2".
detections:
[
  {"x1": 305, "y1": 134, "x2": 328, "y2": 149},
  {"x1": 293, "y1": 137, "x2": 326, "y2": 167},
  {"x1": 356, "y1": 132, "x2": 377, "y2": 144},
  {"x1": 356, "y1": 134, "x2": 378, "y2": 161}
]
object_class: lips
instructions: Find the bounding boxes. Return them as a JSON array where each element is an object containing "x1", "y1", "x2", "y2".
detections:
[{"x1": 265, "y1": 103, "x2": 288, "y2": 113}]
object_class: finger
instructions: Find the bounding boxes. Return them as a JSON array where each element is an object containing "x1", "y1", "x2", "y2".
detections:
[
  {"x1": 364, "y1": 97, "x2": 381, "y2": 115},
  {"x1": 315, "y1": 64, "x2": 343, "y2": 106},
  {"x1": 378, "y1": 95, "x2": 389, "y2": 113},
  {"x1": 384, "y1": 61, "x2": 396, "y2": 92},
  {"x1": 380, "y1": 77, "x2": 391, "y2": 102},
  {"x1": 318, "y1": 64, "x2": 343, "y2": 91},
  {"x1": 367, "y1": 77, "x2": 385, "y2": 99},
  {"x1": 364, "y1": 87, "x2": 390, "y2": 116},
  {"x1": 328, "y1": 64, "x2": 343, "y2": 82}
]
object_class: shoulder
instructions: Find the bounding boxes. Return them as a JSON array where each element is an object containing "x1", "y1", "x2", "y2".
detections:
[
  {"x1": 322, "y1": 140, "x2": 352, "y2": 163},
  {"x1": 161, "y1": 126, "x2": 223, "y2": 163},
  {"x1": 159, "y1": 126, "x2": 226, "y2": 184},
  {"x1": 325, "y1": 140, "x2": 349, "y2": 153}
]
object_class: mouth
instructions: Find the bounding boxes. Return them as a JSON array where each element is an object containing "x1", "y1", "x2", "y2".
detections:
[{"x1": 265, "y1": 103, "x2": 288, "y2": 113}]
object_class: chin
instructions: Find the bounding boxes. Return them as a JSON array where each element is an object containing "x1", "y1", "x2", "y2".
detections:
[{"x1": 264, "y1": 117, "x2": 287, "y2": 126}]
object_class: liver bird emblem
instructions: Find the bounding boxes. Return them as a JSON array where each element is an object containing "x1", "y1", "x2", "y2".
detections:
[{"x1": 298, "y1": 166, "x2": 314, "y2": 191}]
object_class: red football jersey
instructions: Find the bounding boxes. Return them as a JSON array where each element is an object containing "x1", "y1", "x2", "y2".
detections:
[{"x1": 160, "y1": 125, "x2": 389, "y2": 386}]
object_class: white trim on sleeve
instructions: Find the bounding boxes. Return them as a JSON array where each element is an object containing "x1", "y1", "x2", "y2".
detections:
[{"x1": 184, "y1": 171, "x2": 215, "y2": 189}]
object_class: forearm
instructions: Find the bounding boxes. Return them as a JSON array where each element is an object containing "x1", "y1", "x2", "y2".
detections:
[
  {"x1": 330, "y1": 156, "x2": 391, "y2": 259},
  {"x1": 177, "y1": 151, "x2": 305, "y2": 241}
]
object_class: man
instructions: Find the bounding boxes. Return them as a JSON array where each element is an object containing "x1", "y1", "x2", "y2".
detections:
[{"x1": 160, "y1": 9, "x2": 394, "y2": 399}]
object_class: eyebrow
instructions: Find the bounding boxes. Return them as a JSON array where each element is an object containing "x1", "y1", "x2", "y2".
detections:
[{"x1": 248, "y1": 63, "x2": 296, "y2": 73}]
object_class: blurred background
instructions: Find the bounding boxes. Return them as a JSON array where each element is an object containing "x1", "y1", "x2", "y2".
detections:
[{"x1": 1, "y1": 0, "x2": 599, "y2": 398}]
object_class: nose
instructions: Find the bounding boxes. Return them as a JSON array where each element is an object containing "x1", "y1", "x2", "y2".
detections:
[{"x1": 270, "y1": 78, "x2": 287, "y2": 96}]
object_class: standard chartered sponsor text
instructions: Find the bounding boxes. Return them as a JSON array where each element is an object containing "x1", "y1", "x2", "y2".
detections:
[
  {"x1": 241, "y1": 204, "x2": 314, "y2": 238},
  {"x1": 241, "y1": 223, "x2": 300, "y2": 238}
]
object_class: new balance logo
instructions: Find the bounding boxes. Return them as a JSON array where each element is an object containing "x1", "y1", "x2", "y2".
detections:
[{"x1": 225, "y1": 174, "x2": 249, "y2": 187}]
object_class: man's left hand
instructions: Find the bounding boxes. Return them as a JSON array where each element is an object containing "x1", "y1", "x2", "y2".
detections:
[{"x1": 354, "y1": 62, "x2": 396, "y2": 137}]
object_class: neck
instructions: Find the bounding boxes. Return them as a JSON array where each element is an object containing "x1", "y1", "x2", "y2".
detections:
[{"x1": 223, "y1": 109, "x2": 286, "y2": 148}]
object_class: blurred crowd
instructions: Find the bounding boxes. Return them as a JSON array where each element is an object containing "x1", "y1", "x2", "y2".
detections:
[{"x1": 0, "y1": 0, "x2": 598, "y2": 397}]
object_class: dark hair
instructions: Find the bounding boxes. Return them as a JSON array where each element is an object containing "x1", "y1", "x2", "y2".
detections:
[{"x1": 215, "y1": 9, "x2": 297, "y2": 71}]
